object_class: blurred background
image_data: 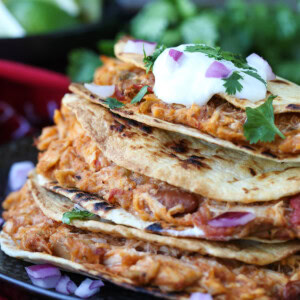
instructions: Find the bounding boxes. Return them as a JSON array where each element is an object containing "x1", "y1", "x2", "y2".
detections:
[{"x1": 0, "y1": 0, "x2": 299, "y2": 146}]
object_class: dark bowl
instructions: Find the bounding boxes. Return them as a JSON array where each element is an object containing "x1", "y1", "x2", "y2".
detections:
[{"x1": 0, "y1": 2, "x2": 131, "y2": 72}]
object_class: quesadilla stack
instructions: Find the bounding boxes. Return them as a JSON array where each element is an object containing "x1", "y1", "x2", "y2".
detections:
[{"x1": 1, "y1": 38, "x2": 300, "y2": 299}]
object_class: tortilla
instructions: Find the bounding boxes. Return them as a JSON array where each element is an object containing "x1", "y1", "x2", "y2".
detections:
[
  {"x1": 62, "y1": 93, "x2": 300, "y2": 203},
  {"x1": 28, "y1": 175, "x2": 300, "y2": 266},
  {"x1": 0, "y1": 232, "x2": 173, "y2": 300},
  {"x1": 114, "y1": 37, "x2": 300, "y2": 114},
  {"x1": 70, "y1": 82, "x2": 300, "y2": 163}
]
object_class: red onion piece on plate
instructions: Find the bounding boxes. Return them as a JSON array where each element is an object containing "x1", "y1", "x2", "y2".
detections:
[
  {"x1": 75, "y1": 278, "x2": 104, "y2": 298},
  {"x1": 246, "y1": 53, "x2": 275, "y2": 81},
  {"x1": 8, "y1": 161, "x2": 34, "y2": 191},
  {"x1": 123, "y1": 40, "x2": 157, "y2": 56},
  {"x1": 84, "y1": 83, "x2": 115, "y2": 99},
  {"x1": 56, "y1": 275, "x2": 77, "y2": 295},
  {"x1": 205, "y1": 61, "x2": 231, "y2": 79},
  {"x1": 169, "y1": 49, "x2": 183, "y2": 62},
  {"x1": 25, "y1": 264, "x2": 61, "y2": 289},
  {"x1": 190, "y1": 292, "x2": 212, "y2": 300},
  {"x1": 208, "y1": 212, "x2": 255, "y2": 228}
]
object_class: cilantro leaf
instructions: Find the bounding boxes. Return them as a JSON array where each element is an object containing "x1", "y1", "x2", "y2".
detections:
[
  {"x1": 131, "y1": 86, "x2": 149, "y2": 104},
  {"x1": 222, "y1": 71, "x2": 243, "y2": 95},
  {"x1": 243, "y1": 70, "x2": 266, "y2": 85},
  {"x1": 243, "y1": 95, "x2": 285, "y2": 144},
  {"x1": 185, "y1": 44, "x2": 250, "y2": 70},
  {"x1": 105, "y1": 97, "x2": 124, "y2": 109},
  {"x1": 62, "y1": 208, "x2": 95, "y2": 225},
  {"x1": 67, "y1": 49, "x2": 102, "y2": 82},
  {"x1": 143, "y1": 44, "x2": 166, "y2": 73}
]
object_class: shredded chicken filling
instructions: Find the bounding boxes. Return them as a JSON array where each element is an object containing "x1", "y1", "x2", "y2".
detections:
[
  {"x1": 2, "y1": 185, "x2": 300, "y2": 299},
  {"x1": 35, "y1": 105, "x2": 299, "y2": 241},
  {"x1": 93, "y1": 57, "x2": 300, "y2": 158}
]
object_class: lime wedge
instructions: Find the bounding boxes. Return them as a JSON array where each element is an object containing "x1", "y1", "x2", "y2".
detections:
[
  {"x1": 5, "y1": 0, "x2": 80, "y2": 35},
  {"x1": 0, "y1": 1, "x2": 25, "y2": 37}
]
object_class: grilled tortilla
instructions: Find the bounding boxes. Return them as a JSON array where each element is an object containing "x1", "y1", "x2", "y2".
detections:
[
  {"x1": 69, "y1": 39, "x2": 300, "y2": 162},
  {"x1": 34, "y1": 95, "x2": 300, "y2": 241},
  {"x1": 2, "y1": 183, "x2": 300, "y2": 299},
  {"x1": 28, "y1": 175, "x2": 300, "y2": 266}
]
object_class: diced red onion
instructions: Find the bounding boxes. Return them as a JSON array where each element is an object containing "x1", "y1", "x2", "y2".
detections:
[
  {"x1": 75, "y1": 278, "x2": 104, "y2": 298},
  {"x1": 246, "y1": 53, "x2": 276, "y2": 81},
  {"x1": 55, "y1": 275, "x2": 77, "y2": 295},
  {"x1": 11, "y1": 117, "x2": 31, "y2": 139},
  {"x1": 290, "y1": 194, "x2": 300, "y2": 225},
  {"x1": 208, "y1": 212, "x2": 255, "y2": 228},
  {"x1": 84, "y1": 83, "x2": 115, "y2": 99},
  {"x1": 0, "y1": 218, "x2": 4, "y2": 227},
  {"x1": 90, "y1": 280, "x2": 104, "y2": 289},
  {"x1": 8, "y1": 161, "x2": 35, "y2": 191},
  {"x1": 205, "y1": 61, "x2": 231, "y2": 79},
  {"x1": 25, "y1": 264, "x2": 61, "y2": 289},
  {"x1": 190, "y1": 292, "x2": 212, "y2": 300},
  {"x1": 123, "y1": 40, "x2": 157, "y2": 56},
  {"x1": 169, "y1": 49, "x2": 183, "y2": 62}
]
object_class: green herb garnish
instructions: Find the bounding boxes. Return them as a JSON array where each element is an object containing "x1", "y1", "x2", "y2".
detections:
[
  {"x1": 243, "y1": 70, "x2": 266, "y2": 85},
  {"x1": 67, "y1": 49, "x2": 102, "y2": 83},
  {"x1": 222, "y1": 71, "x2": 243, "y2": 95},
  {"x1": 143, "y1": 44, "x2": 166, "y2": 73},
  {"x1": 185, "y1": 44, "x2": 267, "y2": 95},
  {"x1": 243, "y1": 95, "x2": 285, "y2": 144},
  {"x1": 185, "y1": 44, "x2": 250, "y2": 70},
  {"x1": 105, "y1": 97, "x2": 124, "y2": 109},
  {"x1": 131, "y1": 85, "x2": 149, "y2": 104},
  {"x1": 62, "y1": 208, "x2": 95, "y2": 225}
]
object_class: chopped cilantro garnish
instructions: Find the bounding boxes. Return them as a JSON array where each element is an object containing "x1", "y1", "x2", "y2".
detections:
[
  {"x1": 62, "y1": 208, "x2": 95, "y2": 225},
  {"x1": 143, "y1": 44, "x2": 166, "y2": 73},
  {"x1": 185, "y1": 44, "x2": 251, "y2": 70},
  {"x1": 105, "y1": 97, "x2": 124, "y2": 109},
  {"x1": 222, "y1": 71, "x2": 243, "y2": 95},
  {"x1": 243, "y1": 70, "x2": 266, "y2": 85},
  {"x1": 243, "y1": 95, "x2": 285, "y2": 144},
  {"x1": 131, "y1": 85, "x2": 149, "y2": 104},
  {"x1": 185, "y1": 44, "x2": 267, "y2": 95}
]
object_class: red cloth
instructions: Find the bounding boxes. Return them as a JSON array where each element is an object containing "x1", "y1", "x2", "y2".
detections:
[{"x1": 0, "y1": 60, "x2": 70, "y2": 144}]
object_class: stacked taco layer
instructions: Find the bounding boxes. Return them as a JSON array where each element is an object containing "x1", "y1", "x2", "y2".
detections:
[{"x1": 1, "y1": 40, "x2": 300, "y2": 299}]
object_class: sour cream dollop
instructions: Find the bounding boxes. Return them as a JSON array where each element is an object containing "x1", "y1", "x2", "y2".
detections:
[{"x1": 153, "y1": 44, "x2": 268, "y2": 106}]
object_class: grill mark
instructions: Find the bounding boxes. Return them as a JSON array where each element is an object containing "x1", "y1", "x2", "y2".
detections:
[
  {"x1": 166, "y1": 140, "x2": 189, "y2": 154},
  {"x1": 249, "y1": 168, "x2": 257, "y2": 176},
  {"x1": 241, "y1": 145, "x2": 255, "y2": 151},
  {"x1": 110, "y1": 122, "x2": 125, "y2": 133},
  {"x1": 127, "y1": 119, "x2": 139, "y2": 127},
  {"x1": 286, "y1": 104, "x2": 300, "y2": 110},
  {"x1": 73, "y1": 192, "x2": 98, "y2": 202},
  {"x1": 140, "y1": 125, "x2": 152, "y2": 134},
  {"x1": 52, "y1": 186, "x2": 61, "y2": 190},
  {"x1": 183, "y1": 155, "x2": 211, "y2": 169},
  {"x1": 261, "y1": 151, "x2": 277, "y2": 158},
  {"x1": 271, "y1": 79, "x2": 289, "y2": 85},
  {"x1": 146, "y1": 223, "x2": 163, "y2": 232},
  {"x1": 66, "y1": 188, "x2": 80, "y2": 193},
  {"x1": 94, "y1": 202, "x2": 114, "y2": 211}
]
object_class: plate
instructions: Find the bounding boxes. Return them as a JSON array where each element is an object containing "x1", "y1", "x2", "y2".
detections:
[{"x1": 0, "y1": 136, "x2": 157, "y2": 300}]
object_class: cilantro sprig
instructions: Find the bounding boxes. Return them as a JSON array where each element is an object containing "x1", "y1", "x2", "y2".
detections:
[
  {"x1": 105, "y1": 97, "x2": 124, "y2": 109},
  {"x1": 143, "y1": 44, "x2": 166, "y2": 73},
  {"x1": 185, "y1": 44, "x2": 266, "y2": 95},
  {"x1": 243, "y1": 95, "x2": 285, "y2": 144},
  {"x1": 62, "y1": 208, "x2": 95, "y2": 225},
  {"x1": 131, "y1": 85, "x2": 149, "y2": 104},
  {"x1": 222, "y1": 71, "x2": 243, "y2": 95}
]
